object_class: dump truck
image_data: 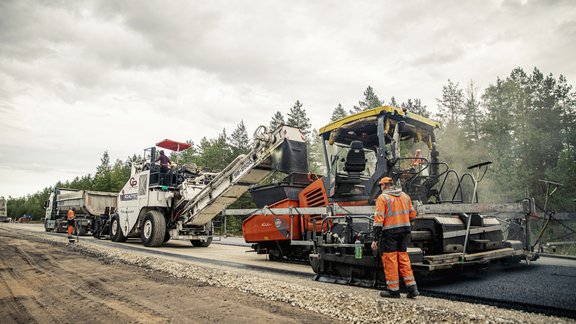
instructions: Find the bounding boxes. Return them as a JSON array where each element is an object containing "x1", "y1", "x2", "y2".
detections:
[
  {"x1": 238, "y1": 106, "x2": 538, "y2": 286},
  {"x1": 44, "y1": 188, "x2": 117, "y2": 235},
  {"x1": 105, "y1": 125, "x2": 308, "y2": 247},
  {"x1": 0, "y1": 196, "x2": 9, "y2": 222}
]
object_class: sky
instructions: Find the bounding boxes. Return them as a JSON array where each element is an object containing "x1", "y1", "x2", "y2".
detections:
[{"x1": 1, "y1": 0, "x2": 575, "y2": 199}]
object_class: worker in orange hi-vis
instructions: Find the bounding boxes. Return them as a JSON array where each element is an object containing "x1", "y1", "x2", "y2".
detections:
[
  {"x1": 67, "y1": 207, "x2": 76, "y2": 242},
  {"x1": 371, "y1": 177, "x2": 419, "y2": 298}
]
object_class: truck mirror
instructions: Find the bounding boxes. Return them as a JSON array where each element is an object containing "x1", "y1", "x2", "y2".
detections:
[{"x1": 43, "y1": 200, "x2": 49, "y2": 208}]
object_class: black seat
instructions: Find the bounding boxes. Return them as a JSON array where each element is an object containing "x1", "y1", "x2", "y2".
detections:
[{"x1": 344, "y1": 141, "x2": 366, "y2": 173}]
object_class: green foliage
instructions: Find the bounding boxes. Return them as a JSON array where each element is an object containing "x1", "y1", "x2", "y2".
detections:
[
  {"x1": 269, "y1": 111, "x2": 285, "y2": 130},
  {"x1": 401, "y1": 99, "x2": 431, "y2": 118},
  {"x1": 308, "y1": 129, "x2": 326, "y2": 175},
  {"x1": 229, "y1": 120, "x2": 251, "y2": 157},
  {"x1": 436, "y1": 79, "x2": 464, "y2": 126},
  {"x1": 330, "y1": 103, "x2": 347, "y2": 122},
  {"x1": 433, "y1": 68, "x2": 576, "y2": 209},
  {"x1": 350, "y1": 86, "x2": 382, "y2": 114},
  {"x1": 287, "y1": 100, "x2": 312, "y2": 140},
  {"x1": 198, "y1": 129, "x2": 234, "y2": 171}
]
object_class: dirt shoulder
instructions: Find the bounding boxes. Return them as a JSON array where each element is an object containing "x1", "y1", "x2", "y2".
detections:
[{"x1": 0, "y1": 229, "x2": 338, "y2": 324}]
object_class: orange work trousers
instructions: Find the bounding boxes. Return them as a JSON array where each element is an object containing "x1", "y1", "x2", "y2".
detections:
[{"x1": 380, "y1": 231, "x2": 416, "y2": 291}]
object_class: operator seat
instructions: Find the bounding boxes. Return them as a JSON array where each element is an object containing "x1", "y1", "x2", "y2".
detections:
[{"x1": 344, "y1": 141, "x2": 366, "y2": 173}]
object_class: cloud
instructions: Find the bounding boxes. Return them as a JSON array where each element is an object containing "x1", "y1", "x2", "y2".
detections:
[{"x1": 1, "y1": 0, "x2": 576, "y2": 198}]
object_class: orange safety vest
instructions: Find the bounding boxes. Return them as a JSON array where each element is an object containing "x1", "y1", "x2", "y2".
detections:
[{"x1": 373, "y1": 191, "x2": 416, "y2": 232}]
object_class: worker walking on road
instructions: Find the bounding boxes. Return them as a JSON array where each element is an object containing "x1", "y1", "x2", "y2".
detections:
[
  {"x1": 67, "y1": 207, "x2": 75, "y2": 243},
  {"x1": 371, "y1": 176, "x2": 419, "y2": 298}
]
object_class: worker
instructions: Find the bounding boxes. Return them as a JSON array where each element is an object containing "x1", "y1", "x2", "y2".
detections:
[
  {"x1": 371, "y1": 176, "x2": 419, "y2": 298},
  {"x1": 411, "y1": 149, "x2": 423, "y2": 169},
  {"x1": 156, "y1": 150, "x2": 172, "y2": 185},
  {"x1": 67, "y1": 207, "x2": 75, "y2": 242},
  {"x1": 411, "y1": 149, "x2": 428, "y2": 176}
]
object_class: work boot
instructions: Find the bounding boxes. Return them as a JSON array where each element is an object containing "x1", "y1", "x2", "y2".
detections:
[
  {"x1": 380, "y1": 290, "x2": 400, "y2": 298},
  {"x1": 407, "y1": 285, "x2": 419, "y2": 299}
]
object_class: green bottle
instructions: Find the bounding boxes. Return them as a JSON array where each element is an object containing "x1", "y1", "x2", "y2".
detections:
[{"x1": 354, "y1": 239, "x2": 362, "y2": 259}]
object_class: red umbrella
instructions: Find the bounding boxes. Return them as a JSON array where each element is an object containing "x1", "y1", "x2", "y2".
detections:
[{"x1": 155, "y1": 139, "x2": 191, "y2": 152}]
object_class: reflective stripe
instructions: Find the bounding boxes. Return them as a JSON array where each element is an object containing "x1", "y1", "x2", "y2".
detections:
[
  {"x1": 405, "y1": 281, "x2": 416, "y2": 287},
  {"x1": 383, "y1": 222, "x2": 411, "y2": 230},
  {"x1": 387, "y1": 209, "x2": 410, "y2": 217},
  {"x1": 386, "y1": 197, "x2": 392, "y2": 214},
  {"x1": 374, "y1": 212, "x2": 386, "y2": 216},
  {"x1": 386, "y1": 280, "x2": 399, "y2": 285},
  {"x1": 403, "y1": 276, "x2": 415, "y2": 281},
  {"x1": 373, "y1": 222, "x2": 383, "y2": 227}
]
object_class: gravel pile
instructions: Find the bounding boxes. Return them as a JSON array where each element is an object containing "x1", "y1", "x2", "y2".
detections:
[{"x1": 8, "y1": 227, "x2": 571, "y2": 324}]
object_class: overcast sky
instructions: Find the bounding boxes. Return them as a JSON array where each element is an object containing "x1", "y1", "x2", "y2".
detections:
[{"x1": 1, "y1": 0, "x2": 575, "y2": 199}]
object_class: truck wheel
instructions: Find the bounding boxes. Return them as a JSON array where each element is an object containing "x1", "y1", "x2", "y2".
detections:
[
  {"x1": 140, "y1": 211, "x2": 166, "y2": 247},
  {"x1": 163, "y1": 230, "x2": 171, "y2": 243},
  {"x1": 110, "y1": 215, "x2": 127, "y2": 242},
  {"x1": 44, "y1": 223, "x2": 52, "y2": 232},
  {"x1": 77, "y1": 226, "x2": 86, "y2": 236},
  {"x1": 190, "y1": 237, "x2": 212, "y2": 247}
]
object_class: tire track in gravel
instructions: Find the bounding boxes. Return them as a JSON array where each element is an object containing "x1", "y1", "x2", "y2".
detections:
[
  {"x1": 7, "y1": 233, "x2": 166, "y2": 323},
  {"x1": 0, "y1": 261, "x2": 35, "y2": 323}
]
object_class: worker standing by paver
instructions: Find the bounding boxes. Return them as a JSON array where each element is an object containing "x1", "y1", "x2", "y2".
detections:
[
  {"x1": 371, "y1": 177, "x2": 419, "y2": 298},
  {"x1": 67, "y1": 207, "x2": 75, "y2": 243}
]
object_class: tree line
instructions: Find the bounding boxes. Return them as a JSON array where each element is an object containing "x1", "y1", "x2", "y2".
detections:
[{"x1": 6, "y1": 66, "x2": 575, "y2": 224}]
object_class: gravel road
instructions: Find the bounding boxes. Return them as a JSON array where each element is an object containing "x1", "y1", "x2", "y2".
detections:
[{"x1": 1, "y1": 224, "x2": 572, "y2": 323}]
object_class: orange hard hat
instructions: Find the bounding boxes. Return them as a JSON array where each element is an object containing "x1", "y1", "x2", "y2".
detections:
[{"x1": 379, "y1": 177, "x2": 393, "y2": 185}]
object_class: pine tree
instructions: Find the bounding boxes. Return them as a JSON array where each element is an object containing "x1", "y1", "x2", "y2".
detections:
[
  {"x1": 350, "y1": 86, "x2": 382, "y2": 114},
  {"x1": 269, "y1": 111, "x2": 285, "y2": 131},
  {"x1": 229, "y1": 120, "x2": 251, "y2": 156},
  {"x1": 287, "y1": 100, "x2": 311, "y2": 140},
  {"x1": 461, "y1": 81, "x2": 483, "y2": 143},
  {"x1": 93, "y1": 151, "x2": 112, "y2": 191},
  {"x1": 401, "y1": 98, "x2": 431, "y2": 118},
  {"x1": 308, "y1": 129, "x2": 325, "y2": 174},
  {"x1": 330, "y1": 103, "x2": 347, "y2": 122},
  {"x1": 436, "y1": 79, "x2": 464, "y2": 126},
  {"x1": 388, "y1": 96, "x2": 398, "y2": 107},
  {"x1": 198, "y1": 129, "x2": 233, "y2": 171}
]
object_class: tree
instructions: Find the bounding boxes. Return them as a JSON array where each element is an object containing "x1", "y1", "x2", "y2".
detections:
[
  {"x1": 436, "y1": 79, "x2": 464, "y2": 126},
  {"x1": 350, "y1": 86, "x2": 382, "y2": 114},
  {"x1": 480, "y1": 76, "x2": 525, "y2": 200},
  {"x1": 401, "y1": 98, "x2": 431, "y2": 118},
  {"x1": 93, "y1": 151, "x2": 112, "y2": 191},
  {"x1": 269, "y1": 111, "x2": 285, "y2": 131},
  {"x1": 308, "y1": 129, "x2": 325, "y2": 175},
  {"x1": 287, "y1": 100, "x2": 312, "y2": 140},
  {"x1": 229, "y1": 120, "x2": 251, "y2": 156},
  {"x1": 198, "y1": 129, "x2": 233, "y2": 171},
  {"x1": 461, "y1": 81, "x2": 483, "y2": 143},
  {"x1": 110, "y1": 159, "x2": 131, "y2": 191},
  {"x1": 330, "y1": 103, "x2": 347, "y2": 122}
]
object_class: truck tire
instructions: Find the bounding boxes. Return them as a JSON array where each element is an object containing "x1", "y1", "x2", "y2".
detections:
[
  {"x1": 110, "y1": 215, "x2": 127, "y2": 242},
  {"x1": 190, "y1": 237, "x2": 212, "y2": 247},
  {"x1": 77, "y1": 226, "x2": 86, "y2": 236},
  {"x1": 44, "y1": 222, "x2": 52, "y2": 232},
  {"x1": 140, "y1": 211, "x2": 166, "y2": 247}
]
